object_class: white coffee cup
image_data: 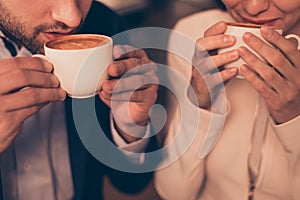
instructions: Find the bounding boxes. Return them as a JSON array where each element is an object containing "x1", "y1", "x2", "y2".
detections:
[
  {"x1": 219, "y1": 22, "x2": 300, "y2": 79},
  {"x1": 34, "y1": 34, "x2": 112, "y2": 98}
]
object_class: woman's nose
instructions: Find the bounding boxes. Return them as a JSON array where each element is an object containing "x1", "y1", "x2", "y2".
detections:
[{"x1": 242, "y1": 0, "x2": 270, "y2": 16}]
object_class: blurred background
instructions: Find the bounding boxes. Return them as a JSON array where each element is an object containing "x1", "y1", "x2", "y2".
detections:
[
  {"x1": 99, "y1": 0, "x2": 220, "y2": 63},
  {"x1": 95, "y1": 0, "x2": 219, "y2": 199},
  {"x1": 99, "y1": 0, "x2": 218, "y2": 27}
]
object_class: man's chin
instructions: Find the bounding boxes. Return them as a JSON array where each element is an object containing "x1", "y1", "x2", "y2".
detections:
[
  {"x1": 36, "y1": 48, "x2": 45, "y2": 55},
  {"x1": 24, "y1": 42, "x2": 45, "y2": 54}
]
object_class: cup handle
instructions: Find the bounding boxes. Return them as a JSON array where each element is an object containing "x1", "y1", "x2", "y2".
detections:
[
  {"x1": 285, "y1": 34, "x2": 300, "y2": 50},
  {"x1": 32, "y1": 54, "x2": 50, "y2": 62}
]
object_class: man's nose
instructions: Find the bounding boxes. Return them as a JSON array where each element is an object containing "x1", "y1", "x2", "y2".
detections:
[
  {"x1": 51, "y1": 0, "x2": 82, "y2": 28},
  {"x1": 242, "y1": 0, "x2": 270, "y2": 16}
]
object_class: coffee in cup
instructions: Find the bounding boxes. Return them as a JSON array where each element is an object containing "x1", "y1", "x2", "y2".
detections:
[
  {"x1": 219, "y1": 22, "x2": 300, "y2": 78},
  {"x1": 34, "y1": 34, "x2": 112, "y2": 98},
  {"x1": 46, "y1": 34, "x2": 109, "y2": 50}
]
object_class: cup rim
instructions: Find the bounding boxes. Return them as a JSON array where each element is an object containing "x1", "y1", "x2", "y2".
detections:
[
  {"x1": 44, "y1": 34, "x2": 112, "y2": 51},
  {"x1": 226, "y1": 22, "x2": 281, "y2": 30}
]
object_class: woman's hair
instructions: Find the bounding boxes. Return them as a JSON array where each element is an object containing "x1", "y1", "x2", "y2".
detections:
[{"x1": 216, "y1": 0, "x2": 226, "y2": 10}]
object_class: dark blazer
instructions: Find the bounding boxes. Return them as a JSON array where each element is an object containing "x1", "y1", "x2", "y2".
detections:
[
  {"x1": 65, "y1": 2, "x2": 154, "y2": 200},
  {"x1": 65, "y1": 2, "x2": 123, "y2": 200}
]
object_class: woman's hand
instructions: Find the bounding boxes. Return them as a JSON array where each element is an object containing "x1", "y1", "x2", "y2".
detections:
[
  {"x1": 239, "y1": 26, "x2": 300, "y2": 124},
  {"x1": 189, "y1": 21, "x2": 239, "y2": 109}
]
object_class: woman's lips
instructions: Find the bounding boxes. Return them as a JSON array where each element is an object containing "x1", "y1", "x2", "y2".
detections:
[{"x1": 240, "y1": 16, "x2": 279, "y2": 26}]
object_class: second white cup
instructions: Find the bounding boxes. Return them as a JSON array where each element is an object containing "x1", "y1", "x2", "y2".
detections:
[{"x1": 219, "y1": 22, "x2": 300, "y2": 79}]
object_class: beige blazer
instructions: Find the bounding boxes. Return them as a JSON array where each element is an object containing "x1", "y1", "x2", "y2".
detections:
[{"x1": 154, "y1": 9, "x2": 300, "y2": 200}]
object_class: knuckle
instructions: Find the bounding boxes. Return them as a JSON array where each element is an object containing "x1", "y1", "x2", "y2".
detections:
[
  {"x1": 141, "y1": 57, "x2": 151, "y2": 65},
  {"x1": 149, "y1": 91, "x2": 158, "y2": 104},
  {"x1": 295, "y1": 78, "x2": 300, "y2": 89},
  {"x1": 246, "y1": 70, "x2": 258, "y2": 83},
  {"x1": 270, "y1": 101, "x2": 281, "y2": 112},
  {"x1": 203, "y1": 29, "x2": 210, "y2": 37},
  {"x1": 252, "y1": 36, "x2": 265, "y2": 49},
  {"x1": 0, "y1": 96, "x2": 10, "y2": 112},
  {"x1": 284, "y1": 90, "x2": 297, "y2": 103},
  {"x1": 50, "y1": 75, "x2": 60, "y2": 86},
  {"x1": 33, "y1": 57, "x2": 51, "y2": 71},
  {"x1": 14, "y1": 69, "x2": 29, "y2": 85},
  {"x1": 134, "y1": 58, "x2": 143, "y2": 67},
  {"x1": 7, "y1": 57, "x2": 21, "y2": 65},
  {"x1": 272, "y1": 54, "x2": 286, "y2": 67},
  {"x1": 139, "y1": 49, "x2": 147, "y2": 58},
  {"x1": 6, "y1": 57, "x2": 21, "y2": 70},
  {"x1": 114, "y1": 61, "x2": 125, "y2": 75},
  {"x1": 28, "y1": 88, "x2": 41, "y2": 102},
  {"x1": 263, "y1": 71, "x2": 276, "y2": 82},
  {"x1": 0, "y1": 119, "x2": 14, "y2": 135},
  {"x1": 255, "y1": 82, "x2": 265, "y2": 92},
  {"x1": 248, "y1": 54, "x2": 260, "y2": 66},
  {"x1": 133, "y1": 49, "x2": 141, "y2": 57}
]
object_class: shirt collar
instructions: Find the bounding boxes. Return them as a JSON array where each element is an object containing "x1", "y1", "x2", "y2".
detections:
[{"x1": 0, "y1": 30, "x2": 31, "y2": 57}]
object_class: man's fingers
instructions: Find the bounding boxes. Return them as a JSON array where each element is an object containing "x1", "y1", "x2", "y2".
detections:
[
  {"x1": 14, "y1": 104, "x2": 47, "y2": 122},
  {"x1": 1, "y1": 88, "x2": 66, "y2": 111},
  {"x1": 100, "y1": 84, "x2": 158, "y2": 103},
  {"x1": 107, "y1": 59, "x2": 156, "y2": 77},
  {"x1": 0, "y1": 57, "x2": 53, "y2": 76},
  {"x1": 0, "y1": 70, "x2": 60, "y2": 94},
  {"x1": 113, "y1": 45, "x2": 148, "y2": 60},
  {"x1": 102, "y1": 71, "x2": 159, "y2": 95}
]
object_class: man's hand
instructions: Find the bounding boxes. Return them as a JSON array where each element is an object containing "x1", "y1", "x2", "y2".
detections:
[
  {"x1": 0, "y1": 57, "x2": 66, "y2": 153},
  {"x1": 99, "y1": 45, "x2": 158, "y2": 143}
]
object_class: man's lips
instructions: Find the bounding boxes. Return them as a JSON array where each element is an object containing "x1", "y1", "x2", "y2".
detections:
[{"x1": 41, "y1": 31, "x2": 74, "y2": 41}]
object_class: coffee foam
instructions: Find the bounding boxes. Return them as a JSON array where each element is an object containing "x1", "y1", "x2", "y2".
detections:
[
  {"x1": 46, "y1": 35, "x2": 108, "y2": 50},
  {"x1": 226, "y1": 22, "x2": 281, "y2": 30}
]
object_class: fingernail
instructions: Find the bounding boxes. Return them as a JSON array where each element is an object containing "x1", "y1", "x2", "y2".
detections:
[
  {"x1": 103, "y1": 82, "x2": 110, "y2": 91},
  {"x1": 228, "y1": 68, "x2": 238, "y2": 75},
  {"x1": 261, "y1": 26, "x2": 271, "y2": 37},
  {"x1": 223, "y1": 35, "x2": 235, "y2": 43},
  {"x1": 51, "y1": 75, "x2": 59, "y2": 86},
  {"x1": 109, "y1": 63, "x2": 120, "y2": 76},
  {"x1": 115, "y1": 63, "x2": 123, "y2": 75},
  {"x1": 243, "y1": 32, "x2": 252, "y2": 43},
  {"x1": 218, "y1": 21, "x2": 227, "y2": 31},
  {"x1": 46, "y1": 63, "x2": 53, "y2": 72},
  {"x1": 229, "y1": 50, "x2": 239, "y2": 59},
  {"x1": 238, "y1": 46, "x2": 247, "y2": 56},
  {"x1": 59, "y1": 89, "x2": 66, "y2": 100}
]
